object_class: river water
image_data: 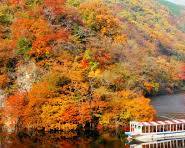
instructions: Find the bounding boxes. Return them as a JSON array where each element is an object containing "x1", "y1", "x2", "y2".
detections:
[
  {"x1": 151, "y1": 93, "x2": 185, "y2": 120},
  {"x1": 0, "y1": 93, "x2": 184, "y2": 147}
]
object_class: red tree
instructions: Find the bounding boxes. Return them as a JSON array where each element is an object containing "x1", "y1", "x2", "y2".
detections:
[{"x1": 180, "y1": 65, "x2": 185, "y2": 80}]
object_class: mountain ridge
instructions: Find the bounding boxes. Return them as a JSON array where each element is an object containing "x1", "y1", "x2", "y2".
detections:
[{"x1": 158, "y1": 0, "x2": 185, "y2": 15}]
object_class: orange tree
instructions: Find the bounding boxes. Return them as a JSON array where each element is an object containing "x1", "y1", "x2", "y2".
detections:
[
  {"x1": 79, "y1": 1, "x2": 123, "y2": 39},
  {"x1": 21, "y1": 59, "x2": 108, "y2": 131},
  {"x1": 179, "y1": 65, "x2": 185, "y2": 80},
  {"x1": 11, "y1": 17, "x2": 69, "y2": 57},
  {"x1": 4, "y1": 92, "x2": 26, "y2": 131},
  {"x1": 99, "y1": 90, "x2": 156, "y2": 129}
]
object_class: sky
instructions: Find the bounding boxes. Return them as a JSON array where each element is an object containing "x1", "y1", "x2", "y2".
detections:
[{"x1": 166, "y1": 0, "x2": 185, "y2": 5}]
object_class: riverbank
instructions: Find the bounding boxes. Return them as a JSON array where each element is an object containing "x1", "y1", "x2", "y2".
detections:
[{"x1": 145, "y1": 87, "x2": 185, "y2": 98}]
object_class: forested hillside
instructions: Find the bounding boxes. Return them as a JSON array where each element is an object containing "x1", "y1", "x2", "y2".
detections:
[
  {"x1": 177, "y1": 12, "x2": 185, "y2": 32},
  {"x1": 158, "y1": 0, "x2": 185, "y2": 32},
  {"x1": 158, "y1": 0, "x2": 185, "y2": 15},
  {"x1": 0, "y1": 0, "x2": 184, "y2": 133}
]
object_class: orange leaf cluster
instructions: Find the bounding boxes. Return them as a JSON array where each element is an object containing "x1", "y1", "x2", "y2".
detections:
[
  {"x1": 31, "y1": 29, "x2": 69, "y2": 56},
  {"x1": 94, "y1": 49, "x2": 111, "y2": 66},
  {"x1": 4, "y1": 93, "x2": 26, "y2": 125},
  {"x1": 0, "y1": 74, "x2": 9, "y2": 89},
  {"x1": 179, "y1": 65, "x2": 185, "y2": 80},
  {"x1": 11, "y1": 18, "x2": 51, "y2": 46},
  {"x1": 11, "y1": 17, "x2": 69, "y2": 56},
  {"x1": 8, "y1": 0, "x2": 23, "y2": 5},
  {"x1": 44, "y1": 0, "x2": 66, "y2": 15}
]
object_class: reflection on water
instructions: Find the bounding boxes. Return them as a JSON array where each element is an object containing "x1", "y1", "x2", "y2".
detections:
[
  {"x1": 151, "y1": 94, "x2": 185, "y2": 120},
  {"x1": 6, "y1": 132, "x2": 185, "y2": 148},
  {"x1": 129, "y1": 138, "x2": 185, "y2": 148},
  {"x1": 0, "y1": 132, "x2": 126, "y2": 148}
]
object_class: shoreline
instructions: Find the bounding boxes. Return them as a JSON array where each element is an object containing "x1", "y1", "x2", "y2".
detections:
[{"x1": 146, "y1": 89, "x2": 185, "y2": 98}]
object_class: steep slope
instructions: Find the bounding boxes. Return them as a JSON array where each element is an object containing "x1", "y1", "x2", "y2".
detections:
[
  {"x1": 105, "y1": 0, "x2": 185, "y2": 92},
  {"x1": 0, "y1": 0, "x2": 184, "y2": 132},
  {"x1": 112, "y1": 0, "x2": 185, "y2": 52},
  {"x1": 158, "y1": 0, "x2": 185, "y2": 16},
  {"x1": 176, "y1": 12, "x2": 185, "y2": 32},
  {"x1": 158, "y1": 0, "x2": 185, "y2": 32}
]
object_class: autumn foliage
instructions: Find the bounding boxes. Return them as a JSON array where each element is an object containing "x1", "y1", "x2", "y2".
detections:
[
  {"x1": 179, "y1": 65, "x2": 185, "y2": 80},
  {"x1": 4, "y1": 93, "x2": 26, "y2": 130},
  {"x1": 44, "y1": 0, "x2": 66, "y2": 15},
  {"x1": 0, "y1": 0, "x2": 185, "y2": 134},
  {"x1": 11, "y1": 17, "x2": 69, "y2": 56}
]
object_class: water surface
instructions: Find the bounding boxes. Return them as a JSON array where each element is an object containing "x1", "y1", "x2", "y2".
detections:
[
  {"x1": 0, "y1": 132, "x2": 126, "y2": 148},
  {"x1": 151, "y1": 93, "x2": 185, "y2": 120}
]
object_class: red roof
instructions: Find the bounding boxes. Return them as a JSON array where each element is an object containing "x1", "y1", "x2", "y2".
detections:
[{"x1": 133, "y1": 119, "x2": 185, "y2": 126}]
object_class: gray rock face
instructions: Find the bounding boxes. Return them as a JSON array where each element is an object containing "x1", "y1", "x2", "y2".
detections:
[
  {"x1": 3, "y1": 61, "x2": 38, "y2": 133},
  {"x1": 16, "y1": 61, "x2": 38, "y2": 92},
  {"x1": 0, "y1": 89, "x2": 5, "y2": 108}
]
